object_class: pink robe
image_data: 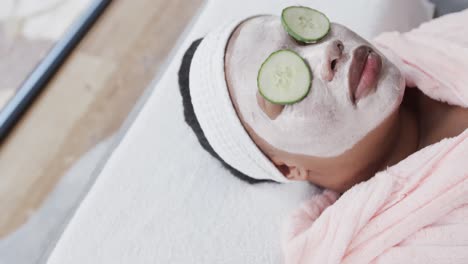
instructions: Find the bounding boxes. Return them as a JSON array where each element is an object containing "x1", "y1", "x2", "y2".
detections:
[{"x1": 282, "y1": 9, "x2": 468, "y2": 264}]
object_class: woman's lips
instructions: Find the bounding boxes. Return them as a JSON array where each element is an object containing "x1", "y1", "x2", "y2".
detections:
[{"x1": 348, "y1": 46, "x2": 382, "y2": 103}]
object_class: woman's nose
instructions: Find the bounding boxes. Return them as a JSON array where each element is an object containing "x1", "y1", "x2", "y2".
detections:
[{"x1": 321, "y1": 40, "x2": 344, "y2": 81}]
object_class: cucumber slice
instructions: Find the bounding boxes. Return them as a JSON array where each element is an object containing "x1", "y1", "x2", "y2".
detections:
[
  {"x1": 281, "y1": 6, "x2": 330, "y2": 43},
  {"x1": 257, "y1": 50, "x2": 311, "y2": 105}
]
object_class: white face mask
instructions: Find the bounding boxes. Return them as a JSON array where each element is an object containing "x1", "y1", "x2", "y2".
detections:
[{"x1": 225, "y1": 16, "x2": 404, "y2": 157}]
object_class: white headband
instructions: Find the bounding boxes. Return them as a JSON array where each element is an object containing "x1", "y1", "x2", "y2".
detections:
[{"x1": 189, "y1": 18, "x2": 291, "y2": 183}]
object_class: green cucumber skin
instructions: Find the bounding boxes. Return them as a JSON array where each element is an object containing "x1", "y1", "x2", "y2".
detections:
[
  {"x1": 257, "y1": 49, "x2": 312, "y2": 105},
  {"x1": 281, "y1": 6, "x2": 331, "y2": 44}
]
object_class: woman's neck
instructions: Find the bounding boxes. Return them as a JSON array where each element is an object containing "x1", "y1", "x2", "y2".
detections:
[
  {"x1": 415, "y1": 90, "x2": 468, "y2": 148},
  {"x1": 380, "y1": 105, "x2": 419, "y2": 168},
  {"x1": 380, "y1": 88, "x2": 468, "y2": 170}
]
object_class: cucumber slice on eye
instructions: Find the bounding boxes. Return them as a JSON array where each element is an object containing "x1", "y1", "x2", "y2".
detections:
[
  {"x1": 257, "y1": 50, "x2": 311, "y2": 105},
  {"x1": 281, "y1": 6, "x2": 330, "y2": 43}
]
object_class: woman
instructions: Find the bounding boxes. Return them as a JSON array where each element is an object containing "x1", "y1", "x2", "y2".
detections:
[
  {"x1": 179, "y1": 7, "x2": 468, "y2": 263},
  {"x1": 179, "y1": 13, "x2": 468, "y2": 192}
]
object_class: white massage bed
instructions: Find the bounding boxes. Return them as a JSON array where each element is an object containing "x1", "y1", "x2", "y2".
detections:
[{"x1": 45, "y1": 1, "x2": 435, "y2": 263}]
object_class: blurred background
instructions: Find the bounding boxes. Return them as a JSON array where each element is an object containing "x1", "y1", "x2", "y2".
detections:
[{"x1": 0, "y1": 0, "x2": 202, "y2": 263}]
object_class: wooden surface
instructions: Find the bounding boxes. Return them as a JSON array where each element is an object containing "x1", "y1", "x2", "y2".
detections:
[{"x1": 0, "y1": 0, "x2": 203, "y2": 237}]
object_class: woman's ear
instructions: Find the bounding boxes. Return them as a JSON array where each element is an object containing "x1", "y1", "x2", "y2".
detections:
[
  {"x1": 287, "y1": 167, "x2": 309, "y2": 181},
  {"x1": 272, "y1": 159, "x2": 308, "y2": 181}
]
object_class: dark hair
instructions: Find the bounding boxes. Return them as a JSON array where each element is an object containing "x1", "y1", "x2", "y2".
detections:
[{"x1": 178, "y1": 38, "x2": 273, "y2": 184}]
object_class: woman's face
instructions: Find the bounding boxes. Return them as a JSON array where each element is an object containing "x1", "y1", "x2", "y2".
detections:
[{"x1": 225, "y1": 16, "x2": 405, "y2": 191}]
